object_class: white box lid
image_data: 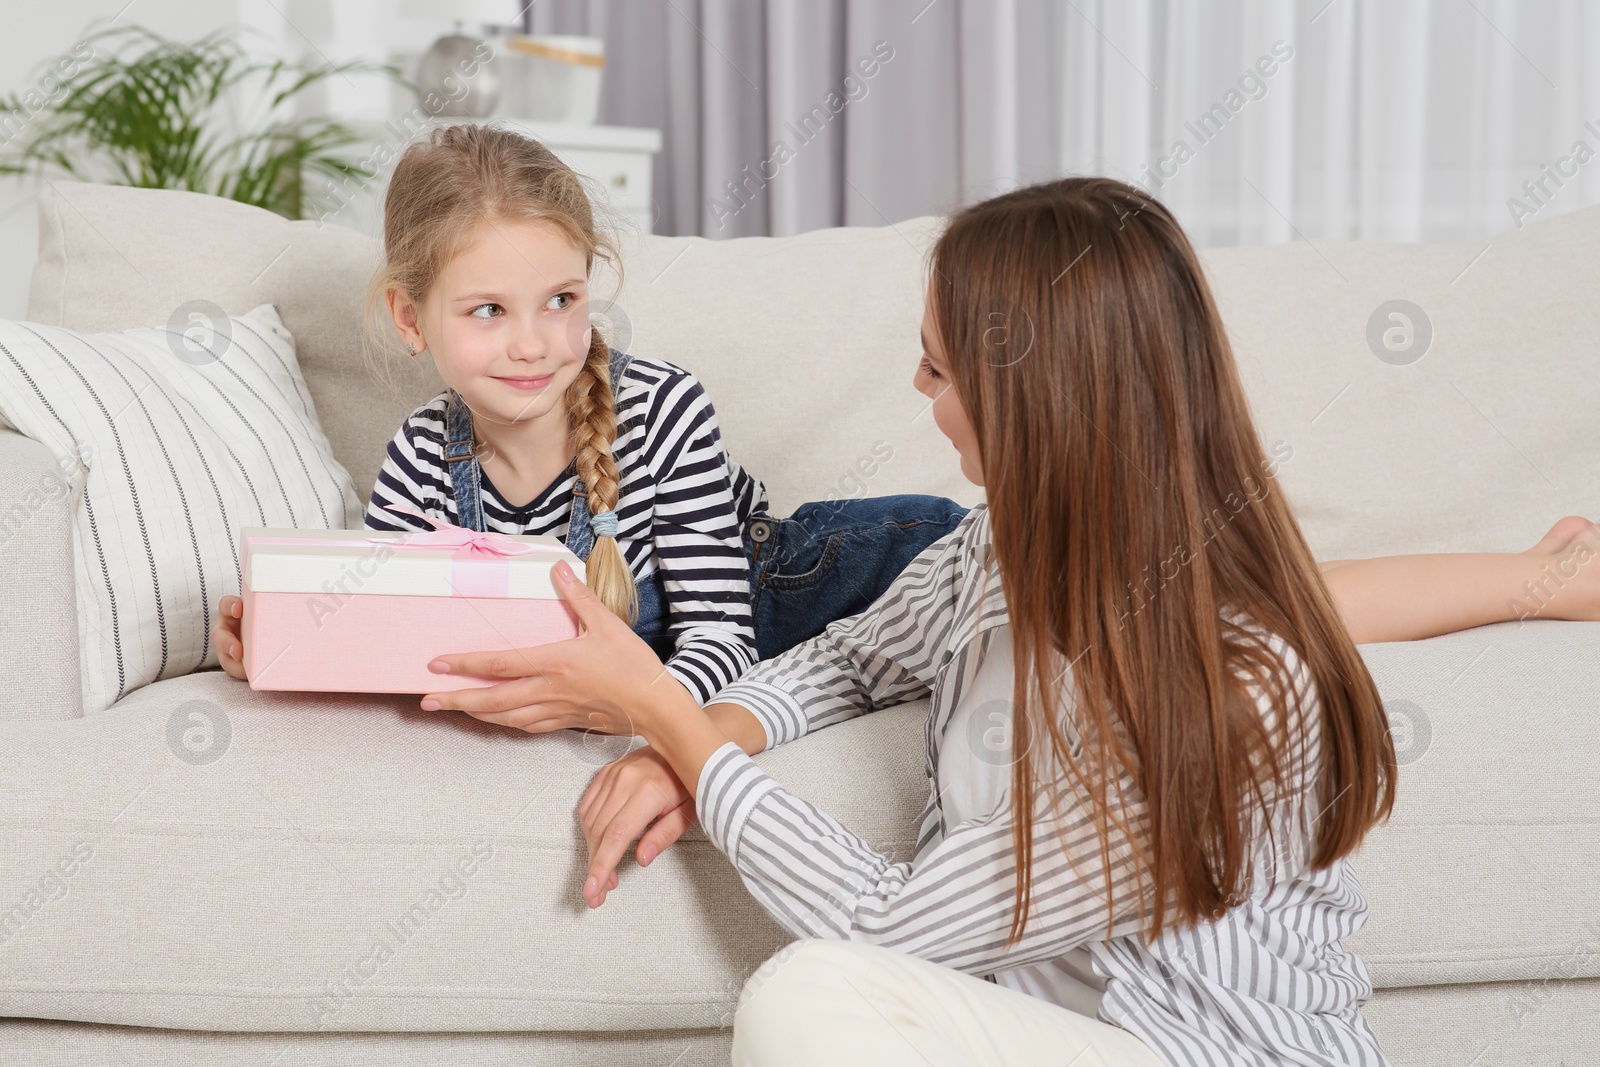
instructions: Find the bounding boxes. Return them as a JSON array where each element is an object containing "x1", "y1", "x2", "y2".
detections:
[{"x1": 240, "y1": 527, "x2": 586, "y2": 599}]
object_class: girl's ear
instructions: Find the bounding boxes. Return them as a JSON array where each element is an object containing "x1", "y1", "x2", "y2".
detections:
[{"x1": 386, "y1": 287, "x2": 427, "y2": 350}]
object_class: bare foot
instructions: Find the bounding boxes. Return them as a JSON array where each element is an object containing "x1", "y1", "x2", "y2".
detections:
[
  {"x1": 1522, "y1": 516, "x2": 1600, "y2": 622},
  {"x1": 1529, "y1": 515, "x2": 1599, "y2": 555}
]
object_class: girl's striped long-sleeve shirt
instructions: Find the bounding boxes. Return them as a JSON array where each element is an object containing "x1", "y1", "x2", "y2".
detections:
[
  {"x1": 364, "y1": 354, "x2": 768, "y2": 705},
  {"x1": 698, "y1": 503, "x2": 1393, "y2": 1067}
]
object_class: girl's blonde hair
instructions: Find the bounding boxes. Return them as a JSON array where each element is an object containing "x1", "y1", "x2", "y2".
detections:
[{"x1": 363, "y1": 122, "x2": 638, "y2": 627}]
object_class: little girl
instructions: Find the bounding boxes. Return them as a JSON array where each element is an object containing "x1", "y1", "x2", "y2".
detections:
[{"x1": 210, "y1": 122, "x2": 968, "y2": 706}]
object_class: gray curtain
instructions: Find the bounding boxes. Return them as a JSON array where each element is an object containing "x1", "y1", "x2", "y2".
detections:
[{"x1": 525, "y1": 0, "x2": 1061, "y2": 238}]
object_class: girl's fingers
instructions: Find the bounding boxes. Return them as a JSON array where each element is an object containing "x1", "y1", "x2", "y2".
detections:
[
  {"x1": 637, "y1": 801, "x2": 695, "y2": 866},
  {"x1": 211, "y1": 627, "x2": 240, "y2": 664}
]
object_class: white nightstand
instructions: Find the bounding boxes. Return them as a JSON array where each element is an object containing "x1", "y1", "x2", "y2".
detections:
[
  {"x1": 502, "y1": 120, "x2": 660, "y2": 236},
  {"x1": 315, "y1": 119, "x2": 662, "y2": 239}
]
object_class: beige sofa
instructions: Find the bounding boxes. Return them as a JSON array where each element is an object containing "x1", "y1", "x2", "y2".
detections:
[{"x1": 2, "y1": 180, "x2": 1599, "y2": 1066}]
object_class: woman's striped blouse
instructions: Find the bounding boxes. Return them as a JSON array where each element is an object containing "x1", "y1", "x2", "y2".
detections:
[
  {"x1": 699, "y1": 503, "x2": 1393, "y2": 1067},
  {"x1": 364, "y1": 354, "x2": 768, "y2": 705}
]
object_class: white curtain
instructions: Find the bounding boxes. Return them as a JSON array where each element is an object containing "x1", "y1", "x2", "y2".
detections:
[{"x1": 508, "y1": 0, "x2": 1600, "y2": 244}]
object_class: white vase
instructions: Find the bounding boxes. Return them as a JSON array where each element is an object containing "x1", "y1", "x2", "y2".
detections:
[{"x1": 499, "y1": 35, "x2": 604, "y2": 125}]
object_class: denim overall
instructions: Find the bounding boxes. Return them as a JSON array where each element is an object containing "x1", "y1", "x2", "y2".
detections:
[{"x1": 443, "y1": 348, "x2": 970, "y2": 664}]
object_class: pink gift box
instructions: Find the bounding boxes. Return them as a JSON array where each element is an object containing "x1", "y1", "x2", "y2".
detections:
[{"x1": 239, "y1": 512, "x2": 586, "y2": 695}]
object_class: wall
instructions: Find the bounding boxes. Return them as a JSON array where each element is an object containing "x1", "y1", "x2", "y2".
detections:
[
  {"x1": 0, "y1": 0, "x2": 442, "y2": 320},
  {"x1": 2, "y1": 2, "x2": 233, "y2": 319}
]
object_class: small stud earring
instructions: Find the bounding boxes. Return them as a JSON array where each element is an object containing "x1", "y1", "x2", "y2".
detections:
[{"x1": 406, "y1": 342, "x2": 416, "y2": 356}]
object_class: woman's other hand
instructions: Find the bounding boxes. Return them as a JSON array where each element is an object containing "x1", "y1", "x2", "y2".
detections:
[{"x1": 577, "y1": 745, "x2": 696, "y2": 908}]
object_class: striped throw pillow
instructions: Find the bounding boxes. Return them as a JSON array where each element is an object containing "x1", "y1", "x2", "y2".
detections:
[{"x1": 0, "y1": 303, "x2": 360, "y2": 713}]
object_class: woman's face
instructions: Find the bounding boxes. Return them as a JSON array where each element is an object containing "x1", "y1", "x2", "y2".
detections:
[
  {"x1": 915, "y1": 280, "x2": 983, "y2": 487},
  {"x1": 393, "y1": 217, "x2": 591, "y2": 428}
]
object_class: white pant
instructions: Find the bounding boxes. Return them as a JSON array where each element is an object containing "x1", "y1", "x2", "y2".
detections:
[{"x1": 731, "y1": 939, "x2": 1168, "y2": 1067}]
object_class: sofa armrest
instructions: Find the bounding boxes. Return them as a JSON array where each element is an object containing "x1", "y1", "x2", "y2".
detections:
[{"x1": 0, "y1": 428, "x2": 82, "y2": 720}]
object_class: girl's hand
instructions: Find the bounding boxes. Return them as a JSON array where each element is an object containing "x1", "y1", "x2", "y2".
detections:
[
  {"x1": 212, "y1": 595, "x2": 247, "y2": 681},
  {"x1": 577, "y1": 745, "x2": 697, "y2": 908},
  {"x1": 422, "y1": 560, "x2": 688, "y2": 737},
  {"x1": 1522, "y1": 516, "x2": 1600, "y2": 621}
]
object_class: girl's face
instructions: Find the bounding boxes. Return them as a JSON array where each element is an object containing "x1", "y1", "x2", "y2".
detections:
[
  {"x1": 399, "y1": 217, "x2": 592, "y2": 429},
  {"x1": 915, "y1": 281, "x2": 983, "y2": 487}
]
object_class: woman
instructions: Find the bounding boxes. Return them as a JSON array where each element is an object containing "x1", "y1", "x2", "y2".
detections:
[{"x1": 422, "y1": 177, "x2": 1598, "y2": 1064}]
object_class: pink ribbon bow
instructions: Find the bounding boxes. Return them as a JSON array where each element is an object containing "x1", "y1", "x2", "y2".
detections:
[{"x1": 370, "y1": 503, "x2": 541, "y2": 598}]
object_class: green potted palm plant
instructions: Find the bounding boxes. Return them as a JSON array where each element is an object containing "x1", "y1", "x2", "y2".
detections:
[{"x1": 0, "y1": 21, "x2": 415, "y2": 221}]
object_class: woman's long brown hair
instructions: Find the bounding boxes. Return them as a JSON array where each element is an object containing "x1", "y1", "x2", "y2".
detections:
[{"x1": 929, "y1": 177, "x2": 1396, "y2": 944}]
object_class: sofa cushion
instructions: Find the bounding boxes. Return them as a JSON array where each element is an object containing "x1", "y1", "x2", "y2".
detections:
[
  {"x1": 0, "y1": 429, "x2": 81, "y2": 721},
  {"x1": 0, "y1": 671, "x2": 928, "y2": 1033},
  {"x1": 1345, "y1": 618, "x2": 1600, "y2": 988},
  {"x1": 0, "y1": 305, "x2": 360, "y2": 714},
  {"x1": 0, "y1": 1019, "x2": 742, "y2": 1067},
  {"x1": 3, "y1": 622, "x2": 1598, "y2": 1031},
  {"x1": 9, "y1": 979, "x2": 1600, "y2": 1067},
  {"x1": 1200, "y1": 210, "x2": 1600, "y2": 559}
]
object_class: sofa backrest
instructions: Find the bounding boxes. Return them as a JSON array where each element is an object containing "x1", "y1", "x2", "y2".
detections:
[
  {"x1": 25, "y1": 182, "x2": 973, "y2": 523},
  {"x1": 27, "y1": 180, "x2": 1600, "y2": 558}
]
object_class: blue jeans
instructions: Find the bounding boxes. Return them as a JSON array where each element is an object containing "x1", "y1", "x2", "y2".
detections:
[
  {"x1": 734, "y1": 495, "x2": 970, "y2": 661},
  {"x1": 598, "y1": 494, "x2": 971, "y2": 664},
  {"x1": 445, "y1": 349, "x2": 972, "y2": 665}
]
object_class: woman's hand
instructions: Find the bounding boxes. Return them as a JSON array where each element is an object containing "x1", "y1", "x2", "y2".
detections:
[
  {"x1": 577, "y1": 745, "x2": 697, "y2": 908},
  {"x1": 421, "y1": 560, "x2": 690, "y2": 737},
  {"x1": 212, "y1": 595, "x2": 247, "y2": 680}
]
